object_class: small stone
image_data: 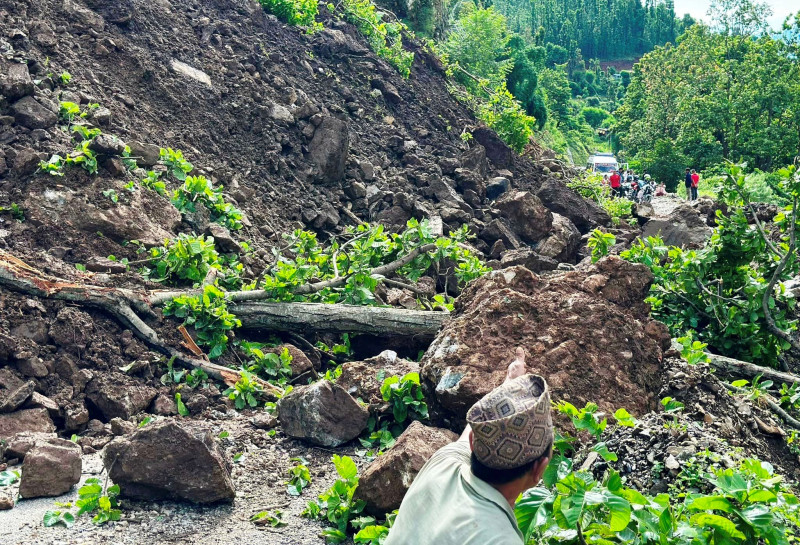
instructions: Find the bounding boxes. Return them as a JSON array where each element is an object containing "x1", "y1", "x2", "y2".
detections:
[
  {"x1": 11, "y1": 96, "x2": 58, "y2": 130},
  {"x1": 0, "y1": 496, "x2": 12, "y2": 510},
  {"x1": 252, "y1": 412, "x2": 278, "y2": 430},
  {"x1": 665, "y1": 454, "x2": 680, "y2": 471}
]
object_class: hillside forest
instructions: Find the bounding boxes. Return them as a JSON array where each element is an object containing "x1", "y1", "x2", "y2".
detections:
[{"x1": 4, "y1": 0, "x2": 800, "y2": 544}]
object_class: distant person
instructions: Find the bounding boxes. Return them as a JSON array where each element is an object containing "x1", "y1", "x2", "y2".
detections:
[
  {"x1": 684, "y1": 168, "x2": 693, "y2": 200},
  {"x1": 655, "y1": 182, "x2": 667, "y2": 196},
  {"x1": 609, "y1": 169, "x2": 621, "y2": 198},
  {"x1": 690, "y1": 169, "x2": 700, "y2": 201}
]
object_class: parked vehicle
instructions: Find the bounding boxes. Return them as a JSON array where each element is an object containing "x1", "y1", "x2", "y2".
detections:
[{"x1": 586, "y1": 152, "x2": 620, "y2": 174}]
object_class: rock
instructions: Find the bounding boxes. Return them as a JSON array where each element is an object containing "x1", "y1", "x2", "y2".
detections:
[
  {"x1": 83, "y1": 0, "x2": 135, "y2": 25},
  {"x1": 110, "y1": 417, "x2": 136, "y2": 436},
  {"x1": 252, "y1": 412, "x2": 278, "y2": 430},
  {"x1": 486, "y1": 177, "x2": 510, "y2": 201},
  {"x1": 308, "y1": 116, "x2": 349, "y2": 185},
  {"x1": 370, "y1": 78, "x2": 402, "y2": 105},
  {"x1": 151, "y1": 393, "x2": 178, "y2": 416},
  {"x1": 24, "y1": 392, "x2": 59, "y2": 418},
  {"x1": 479, "y1": 218, "x2": 523, "y2": 250},
  {"x1": 103, "y1": 420, "x2": 235, "y2": 503},
  {"x1": 128, "y1": 141, "x2": 160, "y2": 167},
  {"x1": 85, "y1": 256, "x2": 127, "y2": 274},
  {"x1": 170, "y1": 59, "x2": 212, "y2": 87},
  {"x1": 453, "y1": 168, "x2": 486, "y2": 200},
  {"x1": 4, "y1": 432, "x2": 58, "y2": 459},
  {"x1": 88, "y1": 134, "x2": 126, "y2": 156},
  {"x1": 206, "y1": 222, "x2": 242, "y2": 254},
  {"x1": 635, "y1": 203, "x2": 655, "y2": 219},
  {"x1": 266, "y1": 344, "x2": 315, "y2": 377},
  {"x1": 19, "y1": 439, "x2": 82, "y2": 498},
  {"x1": 495, "y1": 191, "x2": 553, "y2": 244},
  {"x1": 344, "y1": 181, "x2": 367, "y2": 200},
  {"x1": 1, "y1": 63, "x2": 34, "y2": 100},
  {"x1": 269, "y1": 103, "x2": 294, "y2": 124},
  {"x1": 537, "y1": 178, "x2": 611, "y2": 233},
  {"x1": 500, "y1": 248, "x2": 559, "y2": 273},
  {"x1": 536, "y1": 213, "x2": 581, "y2": 263},
  {"x1": 278, "y1": 380, "x2": 368, "y2": 447},
  {"x1": 85, "y1": 374, "x2": 157, "y2": 421},
  {"x1": 64, "y1": 403, "x2": 90, "y2": 431},
  {"x1": 11, "y1": 97, "x2": 58, "y2": 130},
  {"x1": 438, "y1": 157, "x2": 460, "y2": 175},
  {"x1": 356, "y1": 421, "x2": 458, "y2": 514},
  {"x1": 0, "y1": 381, "x2": 35, "y2": 413},
  {"x1": 89, "y1": 106, "x2": 112, "y2": 126},
  {"x1": 0, "y1": 496, "x2": 12, "y2": 510},
  {"x1": 471, "y1": 126, "x2": 514, "y2": 169},
  {"x1": 14, "y1": 357, "x2": 49, "y2": 378},
  {"x1": 421, "y1": 259, "x2": 663, "y2": 420},
  {"x1": 337, "y1": 351, "x2": 420, "y2": 405},
  {"x1": 460, "y1": 145, "x2": 488, "y2": 179},
  {"x1": 13, "y1": 148, "x2": 41, "y2": 175},
  {"x1": 642, "y1": 205, "x2": 712, "y2": 249},
  {"x1": 0, "y1": 409, "x2": 55, "y2": 441}
]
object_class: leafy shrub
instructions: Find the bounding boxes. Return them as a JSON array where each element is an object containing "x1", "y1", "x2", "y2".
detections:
[
  {"x1": 172, "y1": 175, "x2": 243, "y2": 231},
  {"x1": 477, "y1": 83, "x2": 534, "y2": 152},
  {"x1": 223, "y1": 369, "x2": 263, "y2": 409},
  {"x1": 586, "y1": 229, "x2": 615, "y2": 263},
  {"x1": 380, "y1": 371, "x2": 428, "y2": 424},
  {"x1": 44, "y1": 478, "x2": 121, "y2": 528},
  {"x1": 259, "y1": 0, "x2": 320, "y2": 28},
  {"x1": 163, "y1": 285, "x2": 241, "y2": 358},
  {"x1": 159, "y1": 148, "x2": 193, "y2": 181},
  {"x1": 141, "y1": 171, "x2": 167, "y2": 196},
  {"x1": 261, "y1": 219, "x2": 488, "y2": 305},
  {"x1": 567, "y1": 172, "x2": 632, "y2": 224},
  {"x1": 303, "y1": 455, "x2": 366, "y2": 542},
  {"x1": 336, "y1": 0, "x2": 414, "y2": 78},
  {"x1": 240, "y1": 342, "x2": 293, "y2": 385},
  {"x1": 580, "y1": 106, "x2": 611, "y2": 128},
  {"x1": 142, "y1": 234, "x2": 243, "y2": 289}
]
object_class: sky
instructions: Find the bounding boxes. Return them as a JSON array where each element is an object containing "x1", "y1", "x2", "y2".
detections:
[{"x1": 672, "y1": 0, "x2": 797, "y2": 31}]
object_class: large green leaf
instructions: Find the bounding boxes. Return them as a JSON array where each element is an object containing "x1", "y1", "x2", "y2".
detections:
[
  {"x1": 688, "y1": 495, "x2": 734, "y2": 512},
  {"x1": 516, "y1": 488, "x2": 554, "y2": 541},
  {"x1": 690, "y1": 513, "x2": 746, "y2": 539},
  {"x1": 333, "y1": 455, "x2": 358, "y2": 481}
]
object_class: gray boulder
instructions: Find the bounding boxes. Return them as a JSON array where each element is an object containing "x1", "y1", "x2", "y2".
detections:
[
  {"x1": 642, "y1": 205, "x2": 712, "y2": 248},
  {"x1": 278, "y1": 380, "x2": 368, "y2": 447},
  {"x1": 537, "y1": 178, "x2": 611, "y2": 233},
  {"x1": 0, "y1": 409, "x2": 55, "y2": 441},
  {"x1": 103, "y1": 420, "x2": 235, "y2": 503},
  {"x1": 85, "y1": 374, "x2": 157, "y2": 421},
  {"x1": 536, "y1": 213, "x2": 581, "y2": 264},
  {"x1": 1, "y1": 63, "x2": 34, "y2": 100},
  {"x1": 495, "y1": 190, "x2": 553, "y2": 244}
]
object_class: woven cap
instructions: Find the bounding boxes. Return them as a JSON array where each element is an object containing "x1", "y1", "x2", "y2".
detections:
[{"x1": 467, "y1": 374, "x2": 554, "y2": 470}]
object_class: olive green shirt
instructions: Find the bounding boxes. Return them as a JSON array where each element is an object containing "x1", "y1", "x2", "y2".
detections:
[{"x1": 384, "y1": 440, "x2": 524, "y2": 545}]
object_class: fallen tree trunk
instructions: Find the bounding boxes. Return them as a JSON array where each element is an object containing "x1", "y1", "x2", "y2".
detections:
[
  {"x1": 233, "y1": 302, "x2": 448, "y2": 338},
  {"x1": 706, "y1": 350, "x2": 800, "y2": 387}
]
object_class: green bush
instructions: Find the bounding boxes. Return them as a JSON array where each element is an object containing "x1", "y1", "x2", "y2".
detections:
[
  {"x1": 142, "y1": 234, "x2": 243, "y2": 289},
  {"x1": 163, "y1": 285, "x2": 242, "y2": 358},
  {"x1": 259, "y1": 0, "x2": 320, "y2": 28},
  {"x1": 477, "y1": 83, "x2": 534, "y2": 152},
  {"x1": 580, "y1": 106, "x2": 610, "y2": 128},
  {"x1": 172, "y1": 175, "x2": 243, "y2": 231},
  {"x1": 337, "y1": 0, "x2": 414, "y2": 77}
]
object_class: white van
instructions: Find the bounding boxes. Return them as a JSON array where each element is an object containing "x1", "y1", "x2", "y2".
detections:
[{"x1": 586, "y1": 153, "x2": 619, "y2": 174}]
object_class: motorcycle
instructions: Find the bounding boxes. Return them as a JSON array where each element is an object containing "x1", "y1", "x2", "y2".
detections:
[{"x1": 637, "y1": 179, "x2": 656, "y2": 203}]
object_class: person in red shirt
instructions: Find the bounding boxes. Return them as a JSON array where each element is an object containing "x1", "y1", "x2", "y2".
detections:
[
  {"x1": 609, "y1": 170, "x2": 621, "y2": 198},
  {"x1": 690, "y1": 169, "x2": 700, "y2": 201}
]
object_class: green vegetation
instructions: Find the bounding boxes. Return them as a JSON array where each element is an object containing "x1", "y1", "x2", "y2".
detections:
[
  {"x1": 0, "y1": 470, "x2": 20, "y2": 486},
  {"x1": 141, "y1": 234, "x2": 244, "y2": 289},
  {"x1": 303, "y1": 455, "x2": 366, "y2": 542},
  {"x1": 622, "y1": 164, "x2": 799, "y2": 367},
  {"x1": 0, "y1": 203, "x2": 24, "y2": 222},
  {"x1": 287, "y1": 457, "x2": 312, "y2": 496},
  {"x1": 223, "y1": 370, "x2": 264, "y2": 409},
  {"x1": 172, "y1": 175, "x2": 244, "y2": 231},
  {"x1": 587, "y1": 229, "x2": 615, "y2": 263},
  {"x1": 336, "y1": 0, "x2": 414, "y2": 78},
  {"x1": 163, "y1": 285, "x2": 242, "y2": 358},
  {"x1": 567, "y1": 172, "x2": 632, "y2": 224},
  {"x1": 43, "y1": 478, "x2": 121, "y2": 528},
  {"x1": 251, "y1": 510, "x2": 289, "y2": 526},
  {"x1": 616, "y1": 6, "x2": 800, "y2": 185},
  {"x1": 259, "y1": 0, "x2": 320, "y2": 28}
]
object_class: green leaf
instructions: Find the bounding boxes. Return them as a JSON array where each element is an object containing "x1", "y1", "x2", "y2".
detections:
[
  {"x1": 690, "y1": 513, "x2": 746, "y2": 539},
  {"x1": 175, "y1": 393, "x2": 190, "y2": 416},
  {"x1": 333, "y1": 455, "x2": 358, "y2": 480},
  {"x1": 689, "y1": 495, "x2": 734, "y2": 512}
]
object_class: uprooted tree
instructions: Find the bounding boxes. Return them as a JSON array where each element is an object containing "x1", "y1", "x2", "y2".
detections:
[{"x1": 0, "y1": 219, "x2": 487, "y2": 395}]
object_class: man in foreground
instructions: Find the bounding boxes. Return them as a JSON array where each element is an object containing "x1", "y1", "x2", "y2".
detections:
[{"x1": 385, "y1": 348, "x2": 554, "y2": 545}]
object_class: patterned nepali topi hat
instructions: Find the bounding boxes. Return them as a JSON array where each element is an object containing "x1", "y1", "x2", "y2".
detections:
[{"x1": 467, "y1": 374, "x2": 554, "y2": 470}]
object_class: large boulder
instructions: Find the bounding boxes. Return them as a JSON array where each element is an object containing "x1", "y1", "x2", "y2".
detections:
[
  {"x1": 308, "y1": 116, "x2": 349, "y2": 185},
  {"x1": 642, "y1": 205, "x2": 712, "y2": 248},
  {"x1": 537, "y1": 178, "x2": 611, "y2": 233},
  {"x1": 0, "y1": 409, "x2": 56, "y2": 441},
  {"x1": 278, "y1": 380, "x2": 368, "y2": 447},
  {"x1": 356, "y1": 421, "x2": 458, "y2": 514},
  {"x1": 495, "y1": 191, "x2": 553, "y2": 245},
  {"x1": 19, "y1": 439, "x2": 82, "y2": 499},
  {"x1": 421, "y1": 258, "x2": 667, "y2": 422},
  {"x1": 536, "y1": 213, "x2": 581, "y2": 264},
  {"x1": 85, "y1": 374, "x2": 157, "y2": 421},
  {"x1": 471, "y1": 126, "x2": 514, "y2": 170},
  {"x1": 337, "y1": 350, "x2": 420, "y2": 406},
  {"x1": 500, "y1": 247, "x2": 558, "y2": 273},
  {"x1": 103, "y1": 420, "x2": 235, "y2": 503}
]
